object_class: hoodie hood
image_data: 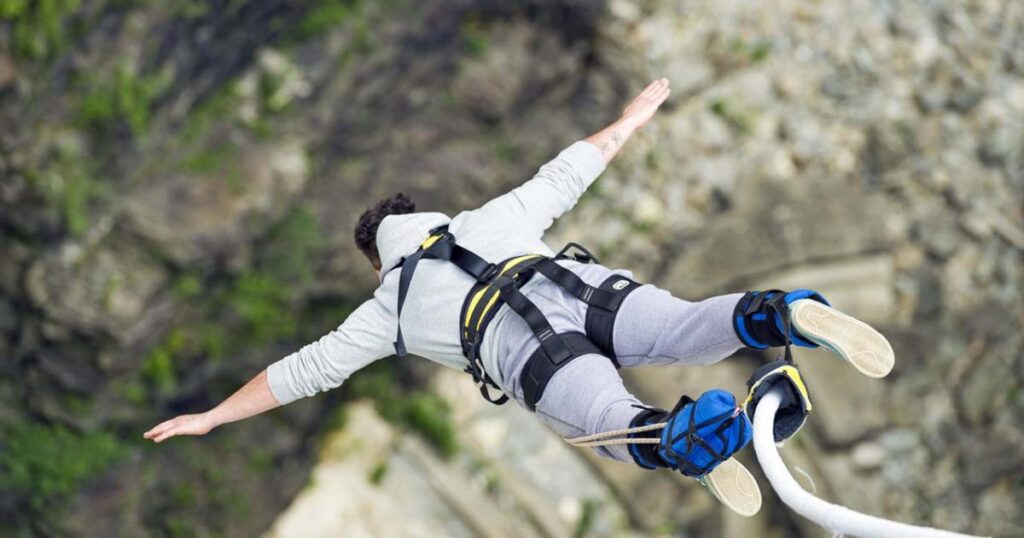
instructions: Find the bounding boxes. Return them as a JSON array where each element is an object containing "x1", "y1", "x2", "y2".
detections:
[{"x1": 376, "y1": 212, "x2": 451, "y2": 282}]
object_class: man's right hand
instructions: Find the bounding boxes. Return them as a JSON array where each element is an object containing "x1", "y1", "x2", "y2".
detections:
[
  {"x1": 584, "y1": 77, "x2": 672, "y2": 163},
  {"x1": 620, "y1": 78, "x2": 672, "y2": 131}
]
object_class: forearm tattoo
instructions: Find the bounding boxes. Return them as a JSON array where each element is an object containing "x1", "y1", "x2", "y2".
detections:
[{"x1": 599, "y1": 131, "x2": 624, "y2": 157}]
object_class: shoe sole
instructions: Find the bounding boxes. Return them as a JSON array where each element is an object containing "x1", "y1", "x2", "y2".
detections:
[
  {"x1": 789, "y1": 300, "x2": 895, "y2": 378},
  {"x1": 703, "y1": 458, "x2": 762, "y2": 517}
]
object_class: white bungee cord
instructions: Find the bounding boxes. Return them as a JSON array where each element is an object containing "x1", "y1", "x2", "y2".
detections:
[
  {"x1": 751, "y1": 387, "x2": 988, "y2": 538},
  {"x1": 563, "y1": 387, "x2": 988, "y2": 537}
]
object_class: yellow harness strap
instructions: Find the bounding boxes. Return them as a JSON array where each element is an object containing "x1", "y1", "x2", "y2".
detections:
[{"x1": 462, "y1": 254, "x2": 543, "y2": 331}]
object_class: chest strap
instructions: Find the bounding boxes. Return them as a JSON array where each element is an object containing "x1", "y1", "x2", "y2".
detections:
[{"x1": 394, "y1": 226, "x2": 494, "y2": 357}]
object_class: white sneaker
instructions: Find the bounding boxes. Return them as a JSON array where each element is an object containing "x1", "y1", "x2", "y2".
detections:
[
  {"x1": 697, "y1": 457, "x2": 762, "y2": 517},
  {"x1": 789, "y1": 299, "x2": 895, "y2": 378}
]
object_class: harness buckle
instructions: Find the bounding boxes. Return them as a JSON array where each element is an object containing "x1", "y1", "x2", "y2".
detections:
[
  {"x1": 479, "y1": 263, "x2": 500, "y2": 283},
  {"x1": 555, "y1": 242, "x2": 600, "y2": 264}
]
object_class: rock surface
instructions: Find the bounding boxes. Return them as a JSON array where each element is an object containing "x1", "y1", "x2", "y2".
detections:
[{"x1": 1, "y1": 0, "x2": 1022, "y2": 536}]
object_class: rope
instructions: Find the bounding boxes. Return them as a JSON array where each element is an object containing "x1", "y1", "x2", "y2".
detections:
[
  {"x1": 569, "y1": 437, "x2": 662, "y2": 448},
  {"x1": 563, "y1": 422, "x2": 666, "y2": 444}
]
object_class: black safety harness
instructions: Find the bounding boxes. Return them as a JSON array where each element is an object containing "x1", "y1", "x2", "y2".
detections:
[{"x1": 392, "y1": 225, "x2": 641, "y2": 410}]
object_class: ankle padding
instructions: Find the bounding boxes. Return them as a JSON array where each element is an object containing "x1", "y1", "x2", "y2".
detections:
[
  {"x1": 733, "y1": 289, "x2": 829, "y2": 349},
  {"x1": 628, "y1": 407, "x2": 670, "y2": 470}
]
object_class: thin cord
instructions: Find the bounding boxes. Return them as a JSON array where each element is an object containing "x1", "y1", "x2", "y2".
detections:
[
  {"x1": 565, "y1": 420, "x2": 667, "y2": 444},
  {"x1": 568, "y1": 437, "x2": 662, "y2": 448}
]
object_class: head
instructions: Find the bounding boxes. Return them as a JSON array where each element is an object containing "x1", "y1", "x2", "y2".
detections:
[{"x1": 354, "y1": 192, "x2": 417, "y2": 274}]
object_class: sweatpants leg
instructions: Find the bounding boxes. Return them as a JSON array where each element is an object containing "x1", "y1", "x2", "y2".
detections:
[
  {"x1": 521, "y1": 353, "x2": 643, "y2": 462},
  {"x1": 612, "y1": 285, "x2": 747, "y2": 368},
  {"x1": 482, "y1": 264, "x2": 749, "y2": 463}
]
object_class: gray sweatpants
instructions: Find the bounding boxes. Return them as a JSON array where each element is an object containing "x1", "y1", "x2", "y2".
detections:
[{"x1": 482, "y1": 262, "x2": 744, "y2": 462}]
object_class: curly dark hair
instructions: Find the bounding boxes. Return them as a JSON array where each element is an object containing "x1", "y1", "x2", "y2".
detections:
[{"x1": 354, "y1": 193, "x2": 416, "y2": 269}]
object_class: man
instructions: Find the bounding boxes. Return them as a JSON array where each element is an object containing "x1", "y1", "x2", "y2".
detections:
[{"x1": 145, "y1": 79, "x2": 894, "y2": 515}]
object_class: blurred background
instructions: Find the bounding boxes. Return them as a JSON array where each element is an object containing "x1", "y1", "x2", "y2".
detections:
[{"x1": 1, "y1": 0, "x2": 1022, "y2": 536}]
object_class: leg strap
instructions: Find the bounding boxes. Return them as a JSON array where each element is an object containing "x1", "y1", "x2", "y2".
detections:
[
  {"x1": 520, "y1": 332, "x2": 601, "y2": 411},
  {"x1": 585, "y1": 274, "x2": 642, "y2": 361}
]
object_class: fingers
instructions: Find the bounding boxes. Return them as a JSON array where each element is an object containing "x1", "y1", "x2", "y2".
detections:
[
  {"x1": 153, "y1": 428, "x2": 179, "y2": 443},
  {"x1": 144, "y1": 418, "x2": 175, "y2": 442},
  {"x1": 144, "y1": 416, "x2": 186, "y2": 443},
  {"x1": 650, "y1": 78, "x2": 671, "y2": 99},
  {"x1": 641, "y1": 77, "x2": 670, "y2": 99}
]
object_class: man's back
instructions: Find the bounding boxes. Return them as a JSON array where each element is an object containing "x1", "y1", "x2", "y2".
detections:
[{"x1": 265, "y1": 141, "x2": 607, "y2": 404}]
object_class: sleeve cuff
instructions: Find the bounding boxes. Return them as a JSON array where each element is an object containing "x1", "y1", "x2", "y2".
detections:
[
  {"x1": 266, "y1": 359, "x2": 299, "y2": 406},
  {"x1": 560, "y1": 140, "x2": 607, "y2": 182}
]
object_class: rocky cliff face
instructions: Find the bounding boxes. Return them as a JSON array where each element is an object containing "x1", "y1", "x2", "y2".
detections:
[{"x1": 2, "y1": 0, "x2": 1022, "y2": 537}]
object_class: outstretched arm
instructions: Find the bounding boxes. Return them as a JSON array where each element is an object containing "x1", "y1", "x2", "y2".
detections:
[
  {"x1": 144, "y1": 296, "x2": 394, "y2": 443},
  {"x1": 144, "y1": 370, "x2": 279, "y2": 443},
  {"x1": 585, "y1": 77, "x2": 671, "y2": 164},
  {"x1": 473, "y1": 78, "x2": 672, "y2": 235}
]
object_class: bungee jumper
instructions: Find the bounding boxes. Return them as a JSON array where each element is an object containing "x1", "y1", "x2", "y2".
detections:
[{"x1": 144, "y1": 78, "x2": 896, "y2": 516}]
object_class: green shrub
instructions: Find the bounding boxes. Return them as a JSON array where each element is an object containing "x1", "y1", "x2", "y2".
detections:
[
  {"x1": 460, "y1": 14, "x2": 489, "y2": 57},
  {"x1": 573, "y1": 498, "x2": 601, "y2": 538},
  {"x1": 709, "y1": 98, "x2": 753, "y2": 135},
  {"x1": 78, "y1": 65, "x2": 169, "y2": 137},
  {"x1": 258, "y1": 206, "x2": 325, "y2": 284},
  {"x1": 24, "y1": 151, "x2": 101, "y2": 236},
  {"x1": 226, "y1": 272, "x2": 296, "y2": 344},
  {"x1": 401, "y1": 392, "x2": 458, "y2": 458},
  {"x1": 172, "y1": 273, "x2": 202, "y2": 298},
  {"x1": 347, "y1": 363, "x2": 459, "y2": 458},
  {"x1": 1, "y1": 0, "x2": 82, "y2": 60},
  {"x1": 289, "y1": 0, "x2": 359, "y2": 42},
  {"x1": 142, "y1": 329, "x2": 187, "y2": 392},
  {"x1": 0, "y1": 422, "x2": 124, "y2": 510},
  {"x1": 182, "y1": 83, "x2": 240, "y2": 141},
  {"x1": 60, "y1": 169, "x2": 97, "y2": 236},
  {"x1": 368, "y1": 460, "x2": 388, "y2": 485}
]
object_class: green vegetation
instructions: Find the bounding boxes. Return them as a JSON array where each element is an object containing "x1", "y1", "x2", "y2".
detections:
[
  {"x1": 573, "y1": 498, "x2": 602, "y2": 538},
  {"x1": 0, "y1": 0, "x2": 82, "y2": 59},
  {"x1": 368, "y1": 460, "x2": 389, "y2": 485},
  {"x1": 730, "y1": 38, "x2": 771, "y2": 64},
  {"x1": 78, "y1": 65, "x2": 170, "y2": 137},
  {"x1": 140, "y1": 206, "x2": 327, "y2": 392},
  {"x1": 25, "y1": 149, "x2": 102, "y2": 236},
  {"x1": 460, "y1": 14, "x2": 489, "y2": 57},
  {"x1": 226, "y1": 272, "x2": 297, "y2": 343},
  {"x1": 59, "y1": 168, "x2": 99, "y2": 236},
  {"x1": 289, "y1": 0, "x2": 360, "y2": 42},
  {"x1": 348, "y1": 362, "x2": 460, "y2": 459},
  {"x1": 182, "y1": 83, "x2": 241, "y2": 141},
  {"x1": 172, "y1": 272, "x2": 202, "y2": 298},
  {"x1": 709, "y1": 98, "x2": 753, "y2": 135},
  {"x1": 142, "y1": 329, "x2": 187, "y2": 392},
  {"x1": 257, "y1": 206, "x2": 326, "y2": 284},
  {"x1": 169, "y1": 0, "x2": 209, "y2": 19},
  {"x1": 183, "y1": 141, "x2": 245, "y2": 191},
  {"x1": 0, "y1": 422, "x2": 124, "y2": 510}
]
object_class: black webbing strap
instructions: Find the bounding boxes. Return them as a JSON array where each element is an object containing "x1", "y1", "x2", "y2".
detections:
[
  {"x1": 662, "y1": 405, "x2": 741, "y2": 477},
  {"x1": 520, "y1": 332, "x2": 601, "y2": 411},
  {"x1": 463, "y1": 343, "x2": 509, "y2": 405},
  {"x1": 394, "y1": 226, "x2": 499, "y2": 356},
  {"x1": 531, "y1": 259, "x2": 625, "y2": 311},
  {"x1": 495, "y1": 276, "x2": 573, "y2": 365},
  {"x1": 741, "y1": 289, "x2": 795, "y2": 362},
  {"x1": 585, "y1": 274, "x2": 642, "y2": 361},
  {"x1": 393, "y1": 243, "x2": 434, "y2": 356}
]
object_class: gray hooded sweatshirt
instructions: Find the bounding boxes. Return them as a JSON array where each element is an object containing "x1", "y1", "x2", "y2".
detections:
[{"x1": 266, "y1": 141, "x2": 607, "y2": 405}]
